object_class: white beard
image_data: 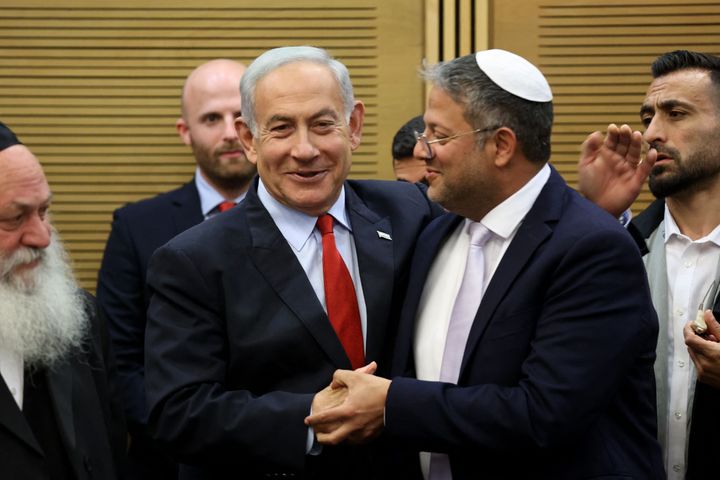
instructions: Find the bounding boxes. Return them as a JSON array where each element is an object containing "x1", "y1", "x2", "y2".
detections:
[{"x1": 0, "y1": 232, "x2": 88, "y2": 370}]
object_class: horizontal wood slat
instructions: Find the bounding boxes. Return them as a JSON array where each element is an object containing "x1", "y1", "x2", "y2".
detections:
[
  {"x1": 492, "y1": 0, "x2": 720, "y2": 216},
  {"x1": 1, "y1": 0, "x2": 423, "y2": 291}
]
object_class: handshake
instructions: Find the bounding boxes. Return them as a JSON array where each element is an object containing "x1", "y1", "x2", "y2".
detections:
[{"x1": 305, "y1": 361, "x2": 392, "y2": 445}]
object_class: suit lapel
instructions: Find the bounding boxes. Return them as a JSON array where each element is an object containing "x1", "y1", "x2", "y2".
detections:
[
  {"x1": 0, "y1": 376, "x2": 43, "y2": 455},
  {"x1": 241, "y1": 184, "x2": 351, "y2": 368},
  {"x1": 170, "y1": 181, "x2": 204, "y2": 234},
  {"x1": 344, "y1": 185, "x2": 394, "y2": 362},
  {"x1": 459, "y1": 169, "x2": 564, "y2": 375}
]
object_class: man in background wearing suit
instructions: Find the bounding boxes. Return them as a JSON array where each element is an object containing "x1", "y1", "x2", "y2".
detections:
[
  {"x1": 578, "y1": 49, "x2": 720, "y2": 479},
  {"x1": 96, "y1": 58, "x2": 254, "y2": 479},
  {"x1": 307, "y1": 49, "x2": 664, "y2": 479},
  {"x1": 144, "y1": 46, "x2": 440, "y2": 479},
  {"x1": 0, "y1": 122, "x2": 126, "y2": 479}
]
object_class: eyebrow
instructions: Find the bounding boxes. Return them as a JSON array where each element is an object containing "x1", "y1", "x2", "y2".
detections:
[
  {"x1": 266, "y1": 108, "x2": 340, "y2": 126},
  {"x1": 10, "y1": 192, "x2": 53, "y2": 210},
  {"x1": 640, "y1": 99, "x2": 695, "y2": 117}
]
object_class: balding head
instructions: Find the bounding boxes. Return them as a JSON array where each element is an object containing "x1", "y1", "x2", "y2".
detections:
[
  {"x1": 181, "y1": 59, "x2": 247, "y2": 119},
  {"x1": 176, "y1": 59, "x2": 255, "y2": 199},
  {"x1": 0, "y1": 143, "x2": 52, "y2": 260}
]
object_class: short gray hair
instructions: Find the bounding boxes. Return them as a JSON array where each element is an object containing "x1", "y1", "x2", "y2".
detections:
[
  {"x1": 240, "y1": 46, "x2": 355, "y2": 136},
  {"x1": 422, "y1": 54, "x2": 553, "y2": 163}
]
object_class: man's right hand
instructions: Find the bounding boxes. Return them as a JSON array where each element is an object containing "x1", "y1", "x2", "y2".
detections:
[
  {"x1": 310, "y1": 362, "x2": 377, "y2": 436},
  {"x1": 578, "y1": 123, "x2": 655, "y2": 218}
]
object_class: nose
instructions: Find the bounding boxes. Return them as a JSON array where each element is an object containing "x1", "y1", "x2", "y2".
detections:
[
  {"x1": 21, "y1": 214, "x2": 51, "y2": 250},
  {"x1": 290, "y1": 128, "x2": 319, "y2": 162},
  {"x1": 413, "y1": 139, "x2": 431, "y2": 162},
  {"x1": 642, "y1": 116, "x2": 666, "y2": 145},
  {"x1": 223, "y1": 114, "x2": 239, "y2": 142}
]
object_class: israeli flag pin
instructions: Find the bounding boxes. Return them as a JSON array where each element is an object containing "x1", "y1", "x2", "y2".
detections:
[{"x1": 377, "y1": 230, "x2": 392, "y2": 241}]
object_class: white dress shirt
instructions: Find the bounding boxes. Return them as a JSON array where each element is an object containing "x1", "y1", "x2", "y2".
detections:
[
  {"x1": 194, "y1": 167, "x2": 248, "y2": 219},
  {"x1": 0, "y1": 347, "x2": 24, "y2": 410},
  {"x1": 662, "y1": 206, "x2": 720, "y2": 479},
  {"x1": 256, "y1": 179, "x2": 368, "y2": 455},
  {"x1": 413, "y1": 164, "x2": 550, "y2": 478}
]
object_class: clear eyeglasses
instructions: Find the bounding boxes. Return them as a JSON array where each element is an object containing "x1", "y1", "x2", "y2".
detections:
[{"x1": 414, "y1": 125, "x2": 500, "y2": 159}]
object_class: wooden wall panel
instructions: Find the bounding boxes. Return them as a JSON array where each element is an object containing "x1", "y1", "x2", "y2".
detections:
[
  {"x1": 492, "y1": 0, "x2": 720, "y2": 214},
  {"x1": 0, "y1": 0, "x2": 424, "y2": 291}
]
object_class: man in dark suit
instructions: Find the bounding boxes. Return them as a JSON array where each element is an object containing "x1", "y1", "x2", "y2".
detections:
[
  {"x1": 0, "y1": 122, "x2": 126, "y2": 479},
  {"x1": 96, "y1": 59, "x2": 254, "y2": 478},
  {"x1": 578, "y1": 50, "x2": 720, "y2": 479},
  {"x1": 307, "y1": 49, "x2": 664, "y2": 479},
  {"x1": 144, "y1": 46, "x2": 440, "y2": 479}
]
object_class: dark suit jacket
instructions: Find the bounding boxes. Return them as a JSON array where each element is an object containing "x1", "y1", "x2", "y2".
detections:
[
  {"x1": 97, "y1": 181, "x2": 204, "y2": 428},
  {"x1": 631, "y1": 199, "x2": 720, "y2": 479},
  {"x1": 0, "y1": 291, "x2": 126, "y2": 480},
  {"x1": 386, "y1": 168, "x2": 664, "y2": 479},
  {"x1": 144, "y1": 178, "x2": 440, "y2": 479}
]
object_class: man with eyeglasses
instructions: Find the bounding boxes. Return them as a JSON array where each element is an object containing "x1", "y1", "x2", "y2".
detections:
[{"x1": 306, "y1": 49, "x2": 664, "y2": 479}]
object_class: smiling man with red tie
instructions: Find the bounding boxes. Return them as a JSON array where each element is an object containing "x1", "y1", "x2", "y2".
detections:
[{"x1": 143, "y1": 46, "x2": 442, "y2": 479}]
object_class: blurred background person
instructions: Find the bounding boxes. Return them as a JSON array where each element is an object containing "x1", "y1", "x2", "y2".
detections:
[
  {"x1": 392, "y1": 115, "x2": 428, "y2": 184},
  {"x1": 96, "y1": 58, "x2": 253, "y2": 479}
]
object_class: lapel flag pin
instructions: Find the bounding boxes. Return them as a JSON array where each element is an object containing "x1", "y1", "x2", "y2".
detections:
[{"x1": 377, "y1": 231, "x2": 392, "y2": 240}]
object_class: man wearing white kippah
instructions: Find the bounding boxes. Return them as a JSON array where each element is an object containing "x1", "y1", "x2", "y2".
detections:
[{"x1": 306, "y1": 50, "x2": 665, "y2": 478}]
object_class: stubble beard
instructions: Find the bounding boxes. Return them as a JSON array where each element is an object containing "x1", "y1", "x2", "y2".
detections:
[
  {"x1": 193, "y1": 140, "x2": 256, "y2": 192},
  {"x1": 649, "y1": 143, "x2": 720, "y2": 199}
]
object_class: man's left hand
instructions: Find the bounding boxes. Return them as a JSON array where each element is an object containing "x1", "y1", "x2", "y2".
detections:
[
  {"x1": 305, "y1": 370, "x2": 390, "y2": 445},
  {"x1": 685, "y1": 310, "x2": 720, "y2": 389}
]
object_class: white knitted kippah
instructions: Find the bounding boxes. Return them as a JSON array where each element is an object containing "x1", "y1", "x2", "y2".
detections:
[{"x1": 474, "y1": 49, "x2": 552, "y2": 102}]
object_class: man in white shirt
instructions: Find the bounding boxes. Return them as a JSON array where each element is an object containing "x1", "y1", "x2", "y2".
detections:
[
  {"x1": 0, "y1": 121, "x2": 125, "y2": 479},
  {"x1": 96, "y1": 58, "x2": 255, "y2": 479},
  {"x1": 578, "y1": 49, "x2": 720, "y2": 480},
  {"x1": 307, "y1": 49, "x2": 664, "y2": 479}
]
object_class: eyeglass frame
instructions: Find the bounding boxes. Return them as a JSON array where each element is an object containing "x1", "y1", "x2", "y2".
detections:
[{"x1": 414, "y1": 125, "x2": 500, "y2": 160}]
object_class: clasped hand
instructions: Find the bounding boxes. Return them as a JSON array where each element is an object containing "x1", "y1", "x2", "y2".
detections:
[{"x1": 306, "y1": 361, "x2": 391, "y2": 445}]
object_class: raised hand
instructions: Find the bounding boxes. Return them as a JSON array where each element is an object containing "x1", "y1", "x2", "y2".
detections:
[{"x1": 578, "y1": 124, "x2": 655, "y2": 217}]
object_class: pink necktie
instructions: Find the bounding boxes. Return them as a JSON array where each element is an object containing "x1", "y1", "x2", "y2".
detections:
[
  {"x1": 430, "y1": 222, "x2": 492, "y2": 480},
  {"x1": 316, "y1": 214, "x2": 364, "y2": 369}
]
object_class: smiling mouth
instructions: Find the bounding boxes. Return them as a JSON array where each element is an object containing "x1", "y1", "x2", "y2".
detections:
[{"x1": 291, "y1": 170, "x2": 327, "y2": 180}]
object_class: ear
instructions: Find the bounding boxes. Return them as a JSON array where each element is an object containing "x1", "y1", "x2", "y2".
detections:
[
  {"x1": 489, "y1": 127, "x2": 518, "y2": 168},
  {"x1": 176, "y1": 118, "x2": 192, "y2": 146},
  {"x1": 347, "y1": 101, "x2": 365, "y2": 151},
  {"x1": 236, "y1": 117, "x2": 258, "y2": 165}
]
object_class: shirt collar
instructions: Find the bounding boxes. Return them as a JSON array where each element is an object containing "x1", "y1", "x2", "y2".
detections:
[
  {"x1": 194, "y1": 167, "x2": 248, "y2": 216},
  {"x1": 257, "y1": 179, "x2": 349, "y2": 252},
  {"x1": 480, "y1": 163, "x2": 551, "y2": 239},
  {"x1": 663, "y1": 204, "x2": 720, "y2": 246}
]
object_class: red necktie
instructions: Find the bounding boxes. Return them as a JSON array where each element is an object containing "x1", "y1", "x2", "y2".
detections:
[
  {"x1": 217, "y1": 201, "x2": 236, "y2": 213},
  {"x1": 316, "y1": 214, "x2": 365, "y2": 369}
]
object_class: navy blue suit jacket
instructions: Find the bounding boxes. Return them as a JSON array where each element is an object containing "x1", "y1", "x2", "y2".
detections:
[
  {"x1": 144, "y1": 178, "x2": 440, "y2": 479},
  {"x1": 97, "y1": 181, "x2": 204, "y2": 428},
  {"x1": 386, "y1": 168, "x2": 664, "y2": 479}
]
